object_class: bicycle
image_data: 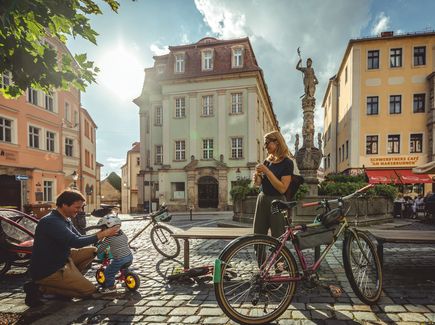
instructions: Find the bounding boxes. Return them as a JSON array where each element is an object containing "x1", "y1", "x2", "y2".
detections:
[
  {"x1": 128, "y1": 203, "x2": 180, "y2": 259},
  {"x1": 213, "y1": 184, "x2": 383, "y2": 325}
]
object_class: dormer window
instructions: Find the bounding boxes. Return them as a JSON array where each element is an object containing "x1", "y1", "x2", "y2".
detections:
[
  {"x1": 232, "y1": 47, "x2": 244, "y2": 68},
  {"x1": 202, "y1": 49, "x2": 213, "y2": 71},
  {"x1": 174, "y1": 53, "x2": 185, "y2": 73}
]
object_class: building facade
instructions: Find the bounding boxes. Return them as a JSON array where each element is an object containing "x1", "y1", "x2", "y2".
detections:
[
  {"x1": 322, "y1": 31, "x2": 435, "y2": 190},
  {"x1": 134, "y1": 37, "x2": 279, "y2": 211},
  {"x1": 0, "y1": 38, "x2": 99, "y2": 211},
  {"x1": 121, "y1": 142, "x2": 140, "y2": 213}
]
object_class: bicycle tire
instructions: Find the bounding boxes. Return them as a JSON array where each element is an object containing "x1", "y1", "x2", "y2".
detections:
[
  {"x1": 95, "y1": 268, "x2": 105, "y2": 285},
  {"x1": 150, "y1": 224, "x2": 180, "y2": 259},
  {"x1": 125, "y1": 271, "x2": 140, "y2": 291},
  {"x1": 342, "y1": 230, "x2": 383, "y2": 305},
  {"x1": 0, "y1": 260, "x2": 11, "y2": 278},
  {"x1": 214, "y1": 235, "x2": 298, "y2": 325}
]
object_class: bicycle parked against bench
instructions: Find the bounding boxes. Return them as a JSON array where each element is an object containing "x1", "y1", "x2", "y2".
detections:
[
  {"x1": 128, "y1": 203, "x2": 180, "y2": 259},
  {"x1": 213, "y1": 184, "x2": 383, "y2": 325}
]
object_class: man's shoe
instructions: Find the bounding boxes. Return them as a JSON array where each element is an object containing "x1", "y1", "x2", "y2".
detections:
[{"x1": 24, "y1": 281, "x2": 43, "y2": 307}]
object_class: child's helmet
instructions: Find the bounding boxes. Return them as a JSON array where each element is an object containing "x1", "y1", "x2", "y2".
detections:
[{"x1": 96, "y1": 214, "x2": 121, "y2": 228}]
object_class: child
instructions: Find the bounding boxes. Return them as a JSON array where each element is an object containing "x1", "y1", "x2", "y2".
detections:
[{"x1": 96, "y1": 214, "x2": 133, "y2": 293}]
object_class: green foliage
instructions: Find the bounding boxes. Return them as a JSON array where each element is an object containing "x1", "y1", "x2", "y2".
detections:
[
  {"x1": 230, "y1": 178, "x2": 258, "y2": 201},
  {"x1": 0, "y1": 0, "x2": 121, "y2": 98},
  {"x1": 324, "y1": 173, "x2": 366, "y2": 183},
  {"x1": 294, "y1": 184, "x2": 309, "y2": 201},
  {"x1": 107, "y1": 172, "x2": 121, "y2": 191},
  {"x1": 372, "y1": 184, "x2": 398, "y2": 201},
  {"x1": 319, "y1": 181, "x2": 367, "y2": 196}
]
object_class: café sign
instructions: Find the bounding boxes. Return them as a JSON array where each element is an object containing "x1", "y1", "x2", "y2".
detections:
[{"x1": 369, "y1": 156, "x2": 419, "y2": 166}]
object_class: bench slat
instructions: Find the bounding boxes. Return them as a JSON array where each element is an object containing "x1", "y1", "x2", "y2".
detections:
[
  {"x1": 367, "y1": 229, "x2": 435, "y2": 244},
  {"x1": 173, "y1": 227, "x2": 253, "y2": 240}
]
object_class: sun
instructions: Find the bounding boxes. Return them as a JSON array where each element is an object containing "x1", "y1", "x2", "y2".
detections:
[{"x1": 97, "y1": 43, "x2": 144, "y2": 101}]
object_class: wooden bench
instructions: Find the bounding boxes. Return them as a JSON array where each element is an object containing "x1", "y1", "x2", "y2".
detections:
[
  {"x1": 366, "y1": 229, "x2": 435, "y2": 266},
  {"x1": 172, "y1": 227, "x2": 253, "y2": 269}
]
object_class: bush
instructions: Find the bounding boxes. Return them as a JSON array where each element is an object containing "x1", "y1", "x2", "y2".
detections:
[{"x1": 230, "y1": 178, "x2": 259, "y2": 201}]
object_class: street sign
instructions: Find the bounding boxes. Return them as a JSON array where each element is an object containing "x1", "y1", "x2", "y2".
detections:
[{"x1": 15, "y1": 175, "x2": 29, "y2": 181}]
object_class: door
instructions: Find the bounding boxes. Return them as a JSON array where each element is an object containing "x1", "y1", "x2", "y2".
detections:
[
  {"x1": 198, "y1": 176, "x2": 218, "y2": 208},
  {"x1": 0, "y1": 175, "x2": 21, "y2": 209}
]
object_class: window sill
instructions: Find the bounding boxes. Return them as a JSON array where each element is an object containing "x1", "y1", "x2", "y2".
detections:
[
  {"x1": 229, "y1": 157, "x2": 244, "y2": 160},
  {"x1": 229, "y1": 112, "x2": 243, "y2": 115},
  {"x1": 200, "y1": 115, "x2": 215, "y2": 118},
  {"x1": 173, "y1": 160, "x2": 187, "y2": 162},
  {"x1": 174, "y1": 116, "x2": 186, "y2": 119}
]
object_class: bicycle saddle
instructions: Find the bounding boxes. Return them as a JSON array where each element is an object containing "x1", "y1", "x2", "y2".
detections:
[{"x1": 271, "y1": 200, "x2": 298, "y2": 213}]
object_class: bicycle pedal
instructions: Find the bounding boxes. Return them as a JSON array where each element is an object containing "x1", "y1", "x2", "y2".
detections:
[{"x1": 328, "y1": 284, "x2": 342, "y2": 298}]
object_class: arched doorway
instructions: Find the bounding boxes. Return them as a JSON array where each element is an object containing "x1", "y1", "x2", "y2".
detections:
[
  {"x1": 0, "y1": 175, "x2": 21, "y2": 209},
  {"x1": 198, "y1": 176, "x2": 218, "y2": 208}
]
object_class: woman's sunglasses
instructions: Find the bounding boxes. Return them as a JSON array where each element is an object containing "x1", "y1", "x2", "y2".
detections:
[{"x1": 264, "y1": 139, "x2": 276, "y2": 147}]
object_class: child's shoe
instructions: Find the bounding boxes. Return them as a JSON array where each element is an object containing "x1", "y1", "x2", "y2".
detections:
[{"x1": 99, "y1": 285, "x2": 117, "y2": 294}]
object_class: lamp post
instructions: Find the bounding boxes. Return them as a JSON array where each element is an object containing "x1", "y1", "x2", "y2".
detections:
[
  {"x1": 236, "y1": 167, "x2": 241, "y2": 181},
  {"x1": 72, "y1": 171, "x2": 78, "y2": 189}
]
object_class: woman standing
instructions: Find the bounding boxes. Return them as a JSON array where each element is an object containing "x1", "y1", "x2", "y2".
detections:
[{"x1": 253, "y1": 130, "x2": 294, "y2": 237}]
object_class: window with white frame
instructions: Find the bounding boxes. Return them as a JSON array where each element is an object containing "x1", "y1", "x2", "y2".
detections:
[
  {"x1": 203, "y1": 139, "x2": 213, "y2": 159},
  {"x1": 366, "y1": 135, "x2": 378, "y2": 154},
  {"x1": 43, "y1": 180, "x2": 54, "y2": 202},
  {"x1": 232, "y1": 48, "x2": 243, "y2": 67},
  {"x1": 155, "y1": 106, "x2": 162, "y2": 125},
  {"x1": 387, "y1": 134, "x2": 400, "y2": 154},
  {"x1": 65, "y1": 138, "x2": 73, "y2": 157},
  {"x1": 29, "y1": 126, "x2": 40, "y2": 148},
  {"x1": 231, "y1": 93, "x2": 242, "y2": 114},
  {"x1": 390, "y1": 48, "x2": 402, "y2": 68},
  {"x1": 410, "y1": 133, "x2": 423, "y2": 153},
  {"x1": 46, "y1": 131, "x2": 55, "y2": 152},
  {"x1": 0, "y1": 117, "x2": 12, "y2": 143},
  {"x1": 174, "y1": 53, "x2": 185, "y2": 73},
  {"x1": 27, "y1": 88, "x2": 38, "y2": 106},
  {"x1": 231, "y1": 137, "x2": 243, "y2": 159},
  {"x1": 202, "y1": 50, "x2": 213, "y2": 70},
  {"x1": 414, "y1": 46, "x2": 426, "y2": 66},
  {"x1": 45, "y1": 92, "x2": 54, "y2": 112},
  {"x1": 155, "y1": 145, "x2": 163, "y2": 164},
  {"x1": 202, "y1": 95, "x2": 213, "y2": 116},
  {"x1": 175, "y1": 97, "x2": 186, "y2": 118},
  {"x1": 0, "y1": 71, "x2": 11, "y2": 88},
  {"x1": 171, "y1": 182, "x2": 185, "y2": 200},
  {"x1": 175, "y1": 140, "x2": 185, "y2": 160},
  {"x1": 64, "y1": 102, "x2": 70, "y2": 122}
]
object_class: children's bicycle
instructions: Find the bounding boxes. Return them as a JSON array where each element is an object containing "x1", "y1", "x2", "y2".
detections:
[
  {"x1": 128, "y1": 203, "x2": 180, "y2": 259},
  {"x1": 95, "y1": 254, "x2": 140, "y2": 291},
  {"x1": 213, "y1": 184, "x2": 382, "y2": 325}
]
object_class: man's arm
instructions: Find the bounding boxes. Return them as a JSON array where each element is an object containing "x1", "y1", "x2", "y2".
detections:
[{"x1": 296, "y1": 59, "x2": 303, "y2": 71}]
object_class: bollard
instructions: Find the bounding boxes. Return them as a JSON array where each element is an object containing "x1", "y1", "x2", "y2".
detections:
[{"x1": 189, "y1": 206, "x2": 193, "y2": 221}]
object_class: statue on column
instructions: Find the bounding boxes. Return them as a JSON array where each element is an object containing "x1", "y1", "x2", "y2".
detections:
[
  {"x1": 294, "y1": 133, "x2": 299, "y2": 152},
  {"x1": 296, "y1": 48, "x2": 318, "y2": 99}
]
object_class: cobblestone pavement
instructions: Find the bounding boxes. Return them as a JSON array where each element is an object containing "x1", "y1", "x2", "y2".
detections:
[{"x1": 1, "y1": 215, "x2": 435, "y2": 325}]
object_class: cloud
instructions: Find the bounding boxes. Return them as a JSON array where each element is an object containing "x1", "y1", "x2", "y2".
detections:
[
  {"x1": 193, "y1": 0, "x2": 371, "y2": 149},
  {"x1": 371, "y1": 12, "x2": 390, "y2": 36},
  {"x1": 106, "y1": 157, "x2": 125, "y2": 170},
  {"x1": 150, "y1": 43, "x2": 170, "y2": 56}
]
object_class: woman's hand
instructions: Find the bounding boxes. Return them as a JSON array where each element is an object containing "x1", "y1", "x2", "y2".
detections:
[
  {"x1": 255, "y1": 163, "x2": 269, "y2": 174},
  {"x1": 252, "y1": 172, "x2": 262, "y2": 187}
]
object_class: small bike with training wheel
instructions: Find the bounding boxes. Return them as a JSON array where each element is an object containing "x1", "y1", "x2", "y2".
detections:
[
  {"x1": 128, "y1": 203, "x2": 180, "y2": 259},
  {"x1": 213, "y1": 184, "x2": 383, "y2": 325},
  {"x1": 95, "y1": 252, "x2": 140, "y2": 291}
]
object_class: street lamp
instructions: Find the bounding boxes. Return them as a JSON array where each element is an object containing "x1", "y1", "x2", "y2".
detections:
[
  {"x1": 236, "y1": 167, "x2": 241, "y2": 180},
  {"x1": 71, "y1": 171, "x2": 78, "y2": 189}
]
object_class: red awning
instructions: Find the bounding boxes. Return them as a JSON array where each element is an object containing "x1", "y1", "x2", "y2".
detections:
[
  {"x1": 366, "y1": 169, "x2": 401, "y2": 184},
  {"x1": 394, "y1": 169, "x2": 433, "y2": 184}
]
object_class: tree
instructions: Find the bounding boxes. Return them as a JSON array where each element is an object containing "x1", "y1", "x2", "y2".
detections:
[{"x1": 0, "y1": 0, "x2": 120, "y2": 98}]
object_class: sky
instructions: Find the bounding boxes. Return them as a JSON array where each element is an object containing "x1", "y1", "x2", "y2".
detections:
[{"x1": 66, "y1": 0, "x2": 435, "y2": 177}]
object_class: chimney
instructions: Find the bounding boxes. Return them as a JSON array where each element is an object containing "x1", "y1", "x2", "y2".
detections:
[{"x1": 380, "y1": 31, "x2": 394, "y2": 37}]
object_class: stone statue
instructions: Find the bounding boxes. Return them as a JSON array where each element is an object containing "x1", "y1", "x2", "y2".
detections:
[
  {"x1": 295, "y1": 133, "x2": 299, "y2": 152},
  {"x1": 317, "y1": 132, "x2": 322, "y2": 149},
  {"x1": 296, "y1": 57, "x2": 318, "y2": 98}
]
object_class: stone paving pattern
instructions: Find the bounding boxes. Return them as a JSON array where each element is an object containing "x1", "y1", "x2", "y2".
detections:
[{"x1": 1, "y1": 215, "x2": 435, "y2": 325}]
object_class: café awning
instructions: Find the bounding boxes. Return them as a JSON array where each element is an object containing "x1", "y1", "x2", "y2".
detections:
[
  {"x1": 395, "y1": 169, "x2": 432, "y2": 184},
  {"x1": 412, "y1": 161, "x2": 435, "y2": 174},
  {"x1": 366, "y1": 169, "x2": 401, "y2": 184}
]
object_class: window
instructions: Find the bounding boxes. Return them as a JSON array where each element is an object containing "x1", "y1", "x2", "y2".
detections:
[
  {"x1": 327, "y1": 154, "x2": 330, "y2": 169},
  {"x1": 174, "y1": 53, "x2": 185, "y2": 73},
  {"x1": 203, "y1": 139, "x2": 213, "y2": 159},
  {"x1": 74, "y1": 111, "x2": 79, "y2": 126},
  {"x1": 387, "y1": 134, "x2": 400, "y2": 154},
  {"x1": 155, "y1": 106, "x2": 162, "y2": 125},
  {"x1": 232, "y1": 48, "x2": 243, "y2": 67},
  {"x1": 413, "y1": 94, "x2": 425, "y2": 113},
  {"x1": 231, "y1": 93, "x2": 242, "y2": 114},
  {"x1": 43, "y1": 181, "x2": 53, "y2": 202},
  {"x1": 202, "y1": 50, "x2": 213, "y2": 70},
  {"x1": 45, "y1": 92, "x2": 54, "y2": 112},
  {"x1": 65, "y1": 138, "x2": 73, "y2": 157},
  {"x1": 345, "y1": 66, "x2": 348, "y2": 84},
  {"x1": 414, "y1": 46, "x2": 426, "y2": 66},
  {"x1": 136, "y1": 157, "x2": 140, "y2": 166},
  {"x1": 338, "y1": 147, "x2": 341, "y2": 162},
  {"x1": 155, "y1": 145, "x2": 163, "y2": 164},
  {"x1": 29, "y1": 126, "x2": 40, "y2": 148},
  {"x1": 84, "y1": 120, "x2": 90, "y2": 138},
  {"x1": 64, "y1": 102, "x2": 70, "y2": 122},
  {"x1": 171, "y1": 182, "x2": 185, "y2": 200},
  {"x1": 389, "y1": 95, "x2": 401, "y2": 114},
  {"x1": 175, "y1": 140, "x2": 185, "y2": 160},
  {"x1": 410, "y1": 134, "x2": 423, "y2": 153},
  {"x1": 46, "y1": 131, "x2": 55, "y2": 152},
  {"x1": 390, "y1": 48, "x2": 402, "y2": 68},
  {"x1": 175, "y1": 97, "x2": 185, "y2": 118},
  {"x1": 346, "y1": 140, "x2": 349, "y2": 159},
  {"x1": 27, "y1": 88, "x2": 38, "y2": 105},
  {"x1": 231, "y1": 138, "x2": 243, "y2": 159},
  {"x1": 366, "y1": 135, "x2": 378, "y2": 154},
  {"x1": 0, "y1": 117, "x2": 12, "y2": 143},
  {"x1": 367, "y1": 96, "x2": 379, "y2": 115},
  {"x1": 368, "y1": 50, "x2": 379, "y2": 69},
  {"x1": 202, "y1": 95, "x2": 213, "y2": 116},
  {"x1": 0, "y1": 72, "x2": 11, "y2": 88}
]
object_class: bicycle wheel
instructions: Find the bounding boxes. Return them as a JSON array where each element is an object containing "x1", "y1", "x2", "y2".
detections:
[
  {"x1": 95, "y1": 268, "x2": 105, "y2": 285},
  {"x1": 125, "y1": 271, "x2": 140, "y2": 291},
  {"x1": 150, "y1": 224, "x2": 180, "y2": 259},
  {"x1": 342, "y1": 230, "x2": 382, "y2": 305},
  {"x1": 0, "y1": 259, "x2": 11, "y2": 278},
  {"x1": 214, "y1": 235, "x2": 298, "y2": 325}
]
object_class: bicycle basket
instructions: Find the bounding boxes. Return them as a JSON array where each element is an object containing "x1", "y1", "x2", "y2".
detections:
[
  {"x1": 155, "y1": 211, "x2": 172, "y2": 222},
  {"x1": 295, "y1": 225, "x2": 335, "y2": 250}
]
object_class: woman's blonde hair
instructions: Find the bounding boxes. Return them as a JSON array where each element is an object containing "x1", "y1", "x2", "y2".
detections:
[{"x1": 264, "y1": 130, "x2": 292, "y2": 161}]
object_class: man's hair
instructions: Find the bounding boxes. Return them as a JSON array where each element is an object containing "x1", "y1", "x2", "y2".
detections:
[{"x1": 56, "y1": 189, "x2": 86, "y2": 207}]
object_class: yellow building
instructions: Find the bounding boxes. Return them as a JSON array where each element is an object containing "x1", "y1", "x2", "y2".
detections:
[
  {"x1": 323, "y1": 31, "x2": 435, "y2": 192},
  {"x1": 121, "y1": 142, "x2": 140, "y2": 213}
]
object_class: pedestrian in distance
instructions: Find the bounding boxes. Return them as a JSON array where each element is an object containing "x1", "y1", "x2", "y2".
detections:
[
  {"x1": 24, "y1": 189, "x2": 119, "y2": 307},
  {"x1": 252, "y1": 130, "x2": 294, "y2": 238}
]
